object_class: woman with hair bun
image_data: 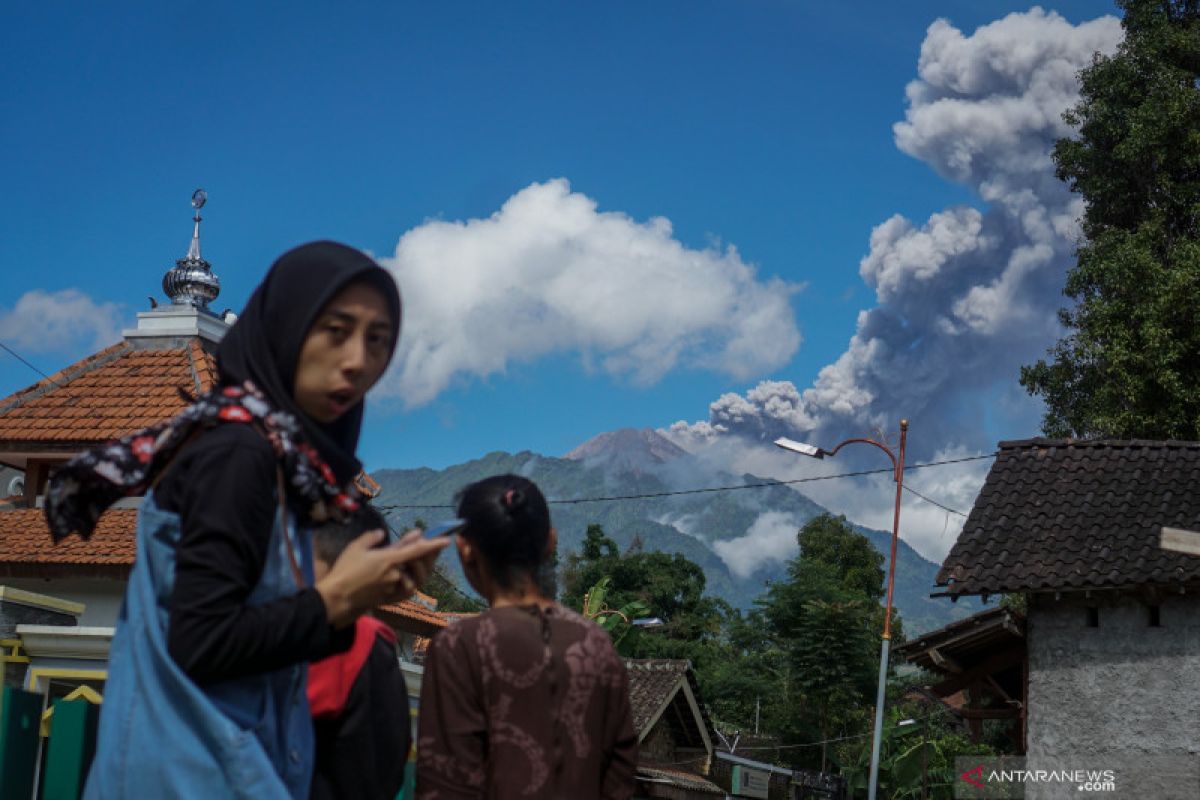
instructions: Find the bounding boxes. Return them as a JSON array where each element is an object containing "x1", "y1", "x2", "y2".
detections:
[{"x1": 416, "y1": 474, "x2": 638, "y2": 800}]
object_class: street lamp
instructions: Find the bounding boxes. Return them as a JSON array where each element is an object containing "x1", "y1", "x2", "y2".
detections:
[{"x1": 774, "y1": 419, "x2": 908, "y2": 800}]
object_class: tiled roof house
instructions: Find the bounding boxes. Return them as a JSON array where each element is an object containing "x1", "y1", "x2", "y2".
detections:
[
  {"x1": 933, "y1": 438, "x2": 1200, "y2": 794},
  {"x1": 0, "y1": 204, "x2": 450, "y2": 707},
  {"x1": 624, "y1": 659, "x2": 724, "y2": 798}
]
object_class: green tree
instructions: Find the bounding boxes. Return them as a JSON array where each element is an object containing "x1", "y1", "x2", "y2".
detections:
[
  {"x1": 561, "y1": 524, "x2": 724, "y2": 653},
  {"x1": 701, "y1": 607, "x2": 790, "y2": 737},
  {"x1": 561, "y1": 524, "x2": 734, "y2": 706},
  {"x1": 1021, "y1": 0, "x2": 1200, "y2": 438},
  {"x1": 835, "y1": 709, "x2": 994, "y2": 800},
  {"x1": 759, "y1": 514, "x2": 899, "y2": 770}
]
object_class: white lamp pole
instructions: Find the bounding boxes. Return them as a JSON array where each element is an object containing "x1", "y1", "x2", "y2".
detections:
[{"x1": 775, "y1": 420, "x2": 908, "y2": 800}]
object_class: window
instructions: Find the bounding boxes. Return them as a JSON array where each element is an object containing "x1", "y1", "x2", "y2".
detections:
[
  {"x1": 1086, "y1": 606, "x2": 1099, "y2": 627},
  {"x1": 1148, "y1": 604, "x2": 1162, "y2": 627}
]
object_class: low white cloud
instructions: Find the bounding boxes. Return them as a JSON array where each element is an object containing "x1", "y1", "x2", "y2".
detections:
[
  {"x1": 713, "y1": 510, "x2": 803, "y2": 579},
  {"x1": 665, "y1": 432, "x2": 990, "y2": 563},
  {"x1": 377, "y1": 179, "x2": 802, "y2": 407},
  {"x1": 0, "y1": 289, "x2": 123, "y2": 354}
]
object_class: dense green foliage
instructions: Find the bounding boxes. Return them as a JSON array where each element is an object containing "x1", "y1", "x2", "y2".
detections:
[
  {"x1": 835, "y1": 709, "x2": 994, "y2": 799},
  {"x1": 561, "y1": 524, "x2": 731, "y2": 662},
  {"x1": 1021, "y1": 0, "x2": 1200, "y2": 438},
  {"x1": 565, "y1": 514, "x2": 917, "y2": 773},
  {"x1": 754, "y1": 514, "x2": 897, "y2": 770}
]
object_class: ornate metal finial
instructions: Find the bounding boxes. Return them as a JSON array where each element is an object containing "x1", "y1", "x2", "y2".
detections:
[{"x1": 163, "y1": 188, "x2": 220, "y2": 309}]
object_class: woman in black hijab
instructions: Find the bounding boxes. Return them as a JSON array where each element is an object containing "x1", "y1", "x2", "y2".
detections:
[{"x1": 49, "y1": 241, "x2": 445, "y2": 799}]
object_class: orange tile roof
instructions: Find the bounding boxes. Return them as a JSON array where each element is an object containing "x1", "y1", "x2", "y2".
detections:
[
  {"x1": 0, "y1": 508, "x2": 137, "y2": 568},
  {"x1": 0, "y1": 340, "x2": 217, "y2": 447},
  {"x1": 379, "y1": 599, "x2": 450, "y2": 635},
  {"x1": 410, "y1": 590, "x2": 438, "y2": 609}
]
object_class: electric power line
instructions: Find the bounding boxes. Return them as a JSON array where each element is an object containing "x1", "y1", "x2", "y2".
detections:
[
  {"x1": 374, "y1": 452, "x2": 997, "y2": 512},
  {"x1": 0, "y1": 339, "x2": 65, "y2": 389},
  {"x1": 657, "y1": 706, "x2": 959, "y2": 763},
  {"x1": 903, "y1": 484, "x2": 968, "y2": 517}
]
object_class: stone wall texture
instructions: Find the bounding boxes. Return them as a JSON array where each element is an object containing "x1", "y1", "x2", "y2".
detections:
[{"x1": 1025, "y1": 593, "x2": 1200, "y2": 799}]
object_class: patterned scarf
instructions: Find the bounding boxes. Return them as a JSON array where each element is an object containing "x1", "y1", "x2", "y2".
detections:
[{"x1": 45, "y1": 380, "x2": 361, "y2": 542}]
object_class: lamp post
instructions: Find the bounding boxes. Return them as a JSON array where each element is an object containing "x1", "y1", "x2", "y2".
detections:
[
  {"x1": 774, "y1": 419, "x2": 908, "y2": 800},
  {"x1": 590, "y1": 610, "x2": 665, "y2": 629}
]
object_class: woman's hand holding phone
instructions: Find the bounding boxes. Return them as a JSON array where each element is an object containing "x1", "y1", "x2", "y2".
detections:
[{"x1": 317, "y1": 528, "x2": 450, "y2": 627}]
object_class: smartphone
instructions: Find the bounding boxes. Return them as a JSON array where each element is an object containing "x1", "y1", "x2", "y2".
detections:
[{"x1": 423, "y1": 518, "x2": 465, "y2": 539}]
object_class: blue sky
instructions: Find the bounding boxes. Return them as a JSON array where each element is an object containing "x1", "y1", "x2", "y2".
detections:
[{"x1": 1, "y1": 2, "x2": 1120, "y2": 554}]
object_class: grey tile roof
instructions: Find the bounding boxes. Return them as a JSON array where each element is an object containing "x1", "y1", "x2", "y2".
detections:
[
  {"x1": 936, "y1": 438, "x2": 1200, "y2": 596},
  {"x1": 624, "y1": 659, "x2": 690, "y2": 735}
]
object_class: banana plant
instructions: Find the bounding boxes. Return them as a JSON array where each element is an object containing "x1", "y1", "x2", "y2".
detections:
[{"x1": 581, "y1": 577, "x2": 651, "y2": 649}]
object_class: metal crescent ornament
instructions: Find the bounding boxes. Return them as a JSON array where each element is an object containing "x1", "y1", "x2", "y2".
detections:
[{"x1": 191, "y1": 188, "x2": 207, "y2": 209}]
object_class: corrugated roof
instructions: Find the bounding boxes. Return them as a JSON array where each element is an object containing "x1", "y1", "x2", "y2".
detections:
[
  {"x1": 937, "y1": 438, "x2": 1200, "y2": 596},
  {"x1": 0, "y1": 340, "x2": 216, "y2": 446}
]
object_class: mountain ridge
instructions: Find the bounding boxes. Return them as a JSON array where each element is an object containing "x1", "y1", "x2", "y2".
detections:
[{"x1": 372, "y1": 429, "x2": 983, "y2": 633}]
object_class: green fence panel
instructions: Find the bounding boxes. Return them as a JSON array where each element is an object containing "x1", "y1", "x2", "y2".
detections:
[
  {"x1": 0, "y1": 685, "x2": 42, "y2": 800},
  {"x1": 40, "y1": 698, "x2": 99, "y2": 800}
]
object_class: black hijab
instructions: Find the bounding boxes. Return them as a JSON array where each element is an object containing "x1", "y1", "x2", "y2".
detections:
[{"x1": 218, "y1": 241, "x2": 402, "y2": 483}]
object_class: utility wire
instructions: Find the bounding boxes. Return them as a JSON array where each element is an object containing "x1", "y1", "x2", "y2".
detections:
[
  {"x1": 650, "y1": 707, "x2": 957, "y2": 765},
  {"x1": 374, "y1": 452, "x2": 997, "y2": 512},
  {"x1": 721, "y1": 707, "x2": 962, "y2": 753},
  {"x1": 903, "y1": 484, "x2": 968, "y2": 517},
  {"x1": 0, "y1": 339, "x2": 65, "y2": 390}
]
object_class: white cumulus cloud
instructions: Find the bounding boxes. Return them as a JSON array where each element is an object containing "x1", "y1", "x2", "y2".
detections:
[
  {"x1": 0, "y1": 289, "x2": 124, "y2": 354},
  {"x1": 377, "y1": 179, "x2": 802, "y2": 407}
]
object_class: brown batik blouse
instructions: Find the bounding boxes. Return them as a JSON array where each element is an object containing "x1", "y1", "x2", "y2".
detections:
[{"x1": 416, "y1": 603, "x2": 638, "y2": 799}]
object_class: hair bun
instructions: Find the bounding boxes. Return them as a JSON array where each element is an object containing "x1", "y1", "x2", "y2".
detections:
[{"x1": 503, "y1": 488, "x2": 525, "y2": 512}]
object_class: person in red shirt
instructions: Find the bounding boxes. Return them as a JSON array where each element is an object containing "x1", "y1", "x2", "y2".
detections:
[{"x1": 309, "y1": 505, "x2": 412, "y2": 800}]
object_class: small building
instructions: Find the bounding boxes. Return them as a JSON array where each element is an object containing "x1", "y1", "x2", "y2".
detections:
[
  {"x1": 895, "y1": 605, "x2": 1025, "y2": 751},
  {"x1": 711, "y1": 751, "x2": 794, "y2": 799},
  {"x1": 624, "y1": 658, "x2": 724, "y2": 799},
  {"x1": 935, "y1": 438, "x2": 1200, "y2": 794}
]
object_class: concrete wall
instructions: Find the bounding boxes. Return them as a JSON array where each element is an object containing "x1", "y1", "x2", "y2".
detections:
[{"x1": 1026, "y1": 592, "x2": 1200, "y2": 798}]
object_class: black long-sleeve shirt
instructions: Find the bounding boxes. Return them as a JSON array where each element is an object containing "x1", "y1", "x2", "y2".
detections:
[
  {"x1": 310, "y1": 631, "x2": 411, "y2": 800},
  {"x1": 157, "y1": 423, "x2": 352, "y2": 684}
]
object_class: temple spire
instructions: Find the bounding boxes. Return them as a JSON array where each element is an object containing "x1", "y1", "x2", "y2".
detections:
[{"x1": 162, "y1": 188, "x2": 220, "y2": 310}]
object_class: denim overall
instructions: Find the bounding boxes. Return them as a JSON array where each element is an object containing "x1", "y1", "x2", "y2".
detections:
[{"x1": 84, "y1": 492, "x2": 315, "y2": 799}]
